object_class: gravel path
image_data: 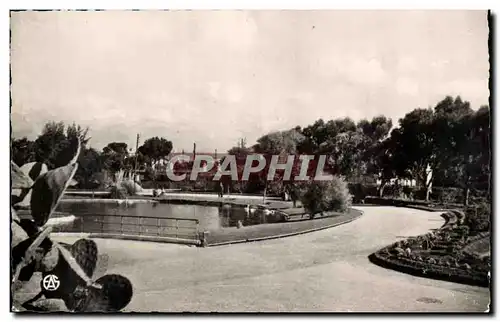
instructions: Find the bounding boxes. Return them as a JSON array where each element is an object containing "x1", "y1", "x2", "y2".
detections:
[{"x1": 43, "y1": 206, "x2": 489, "y2": 312}]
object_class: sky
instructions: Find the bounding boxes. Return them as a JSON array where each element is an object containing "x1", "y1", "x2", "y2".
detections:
[{"x1": 10, "y1": 10, "x2": 490, "y2": 153}]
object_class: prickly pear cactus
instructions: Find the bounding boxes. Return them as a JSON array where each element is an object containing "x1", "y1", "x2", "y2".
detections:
[
  {"x1": 30, "y1": 162, "x2": 79, "y2": 227},
  {"x1": 11, "y1": 161, "x2": 34, "y2": 189},
  {"x1": 11, "y1": 139, "x2": 134, "y2": 312},
  {"x1": 71, "y1": 274, "x2": 133, "y2": 312},
  {"x1": 69, "y1": 239, "x2": 99, "y2": 278}
]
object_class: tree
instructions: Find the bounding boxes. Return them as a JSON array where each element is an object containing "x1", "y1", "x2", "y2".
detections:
[
  {"x1": 301, "y1": 119, "x2": 328, "y2": 153},
  {"x1": 226, "y1": 144, "x2": 253, "y2": 193},
  {"x1": 357, "y1": 115, "x2": 393, "y2": 143},
  {"x1": 384, "y1": 96, "x2": 488, "y2": 203},
  {"x1": 475, "y1": 105, "x2": 491, "y2": 201},
  {"x1": 359, "y1": 116, "x2": 394, "y2": 192},
  {"x1": 391, "y1": 108, "x2": 437, "y2": 200},
  {"x1": 301, "y1": 117, "x2": 373, "y2": 179},
  {"x1": 74, "y1": 147, "x2": 103, "y2": 189},
  {"x1": 254, "y1": 128, "x2": 306, "y2": 155},
  {"x1": 357, "y1": 116, "x2": 393, "y2": 162},
  {"x1": 365, "y1": 138, "x2": 396, "y2": 197},
  {"x1": 102, "y1": 142, "x2": 129, "y2": 174},
  {"x1": 227, "y1": 146, "x2": 252, "y2": 157},
  {"x1": 11, "y1": 137, "x2": 36, "y2": 166},
  {"x1": 66, "y1": 123, "x2": 91, "y2": 146},
  {"x1": 317, "y1": 130, "x2": 365, "y2": 178},
  {"x1": 437, "y1": 103, "x2": 490, "y2": 205},
  {"x1": 34, "y1": 122, "x2": 66, "y2": 168},
  {"x1": 431, "y1": 96, "x2": 474, "y2": 176},
  {"x1": 103, "y1": 142, "x2": 129, "y2": 155},
  {"x1": 253, "y1": 128, "x2": 306, "y2": 201},
  {"x1": 34, "y1": 122, "x2": 89, "y2": 169},
  {"x1": 138, "y1": 137, "x2": 173, "y2": 166},
  {"x1": 301, "y1": 118, "x2": 357, "y2": 154}
]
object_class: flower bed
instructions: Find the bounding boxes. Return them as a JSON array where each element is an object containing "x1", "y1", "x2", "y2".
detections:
[
  {"x1": 368, "y1": 250, "x2": 489, "y2": 287},
  {"x1": 462, "y1": 232, "x2": 491, "y2": 259},
  {"x1": 368, "y1": 210, "x2": 490, "y2": 287}
]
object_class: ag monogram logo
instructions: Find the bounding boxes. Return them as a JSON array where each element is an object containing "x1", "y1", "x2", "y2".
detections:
[{"x1": 42, "y1": 274, "x2": 60, "y2": 291}]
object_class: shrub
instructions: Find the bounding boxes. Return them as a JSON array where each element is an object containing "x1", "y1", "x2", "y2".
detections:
[
  {"x1": 381, "y1": 184, "x2": 397, "y2": 197},
  {"x1": 382, "y1": 185, "x2": 416, "y2": 199},
  {"x1": 348, "y1": 183, "x2": 377, "y2": 203},
  {"x1": 465, "y1": 202, "x2": 491, "y2": 233},
  {"x1": 412, "y1": 188, "x2": 428, "y2": 201},
  {"x1": 431, "y1": 187, "x2": 462, "y2": 204},
  {"x1": 400, "y1": 186, "x2": 415, "y2": 200},
  {"x1": 107, "y1": 180, "x2": 142, "y2": 199},
  {"x1": 266, "y1": 181, "x2": 284, "y2": 197},
  {"x1": 121, "y1": 180, "x2": 142, "y2": 195},
  {"x1": 300, "y1": 176, "x2": 352, "y2": 216},
  {"x1": 109, "y1": 184, "x2": 129, "y2": 199}
]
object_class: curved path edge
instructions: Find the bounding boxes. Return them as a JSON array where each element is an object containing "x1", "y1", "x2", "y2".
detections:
[
  {"x1": 206, "y1": 208, "x2": 363, "y2": 247},
  {"x1": 368, "y1": 251, "x2": 489, "y2": 288}
]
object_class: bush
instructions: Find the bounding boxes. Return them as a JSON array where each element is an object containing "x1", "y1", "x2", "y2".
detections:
[
  {"x1": 348, "y1": 183, "x2": 377, "y2": 203},
  {"x1": 109, "y1": 184, "x2": 129, "y2": 199},
  {"x1": 431, "y1": 187, "x2": 463, "y2": 204},
  {"x1": 381, "y1": 184, "x2": 397, "y2": 197},
  {"x1": 108, "y1": 180, "x2": 142, "y2": 199},
  {"x1": 266, "y1": 181, "x2": 284, "y2": 197},
  {"x1": 382, "y1": 184, "x2": 410, "y2": 199},
  {"x1": 121, "y1": 180, "x2": 142, "y2": 194},
  {"x1": 465, "y1": 202, "x2": 491, "y2": 233},
  {"x1": 402, "y1": 186, "x2": 416, "y2": 199},
  {"x1": 300, "y1": 176, "x2": 352, "y2": 216}
]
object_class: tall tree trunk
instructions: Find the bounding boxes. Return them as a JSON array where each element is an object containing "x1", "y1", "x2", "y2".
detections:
[
  {"x1": 463, "y1": 186, "x2": 470, "y2": 206},
  {"x1": 425, "y1": 184, "x2": 431, "y2": 201},
  {"x1": 463, "y1": 170, "x2": 471, "y2": 206}
]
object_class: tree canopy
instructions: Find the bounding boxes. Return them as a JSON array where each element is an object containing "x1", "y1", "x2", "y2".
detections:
[
  {"x1": 138, "y1": 137, "x2": 173, "y2": 163},
  {"x1": 10, "y1": 95, "x2": 490, "y2": 203}
]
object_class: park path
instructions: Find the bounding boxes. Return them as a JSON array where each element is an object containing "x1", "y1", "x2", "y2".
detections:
[{"x1": 52, "y1": 206, "x2": 489, "y2": 312}]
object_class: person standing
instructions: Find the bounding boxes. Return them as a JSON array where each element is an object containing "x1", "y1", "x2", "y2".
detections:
[
  {"x1": 218, "y1": 181, "x2": 224, "y2": 198},
  {"x1": 289, "y1": 185, "x2": 298, "y2": 208}
]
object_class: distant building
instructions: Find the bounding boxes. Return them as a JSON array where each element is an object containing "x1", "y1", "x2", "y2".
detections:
[
  {"x1": 149, "y1": 151, "x2": 223, "y2": 176},
  {"x1": 376, "y1": 178, "x2": 417, "y2": 187}
]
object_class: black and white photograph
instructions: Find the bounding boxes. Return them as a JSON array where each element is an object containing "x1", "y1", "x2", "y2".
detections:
[{"x1": 9, "y1": 9, "x2": 492, "y2": 313}]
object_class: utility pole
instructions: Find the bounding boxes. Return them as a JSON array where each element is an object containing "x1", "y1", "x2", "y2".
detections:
[
  {"x1": 134, "y1": 133, "x2": 140, "y2": 182},
  {"x1": 238, "y1": 137, "x2": 246, "y2": 149}
]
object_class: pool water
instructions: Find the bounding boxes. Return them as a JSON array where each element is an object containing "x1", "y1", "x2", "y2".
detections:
[{"x1": 55, "y1": 201, "x2": 285, "y2": 236}]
